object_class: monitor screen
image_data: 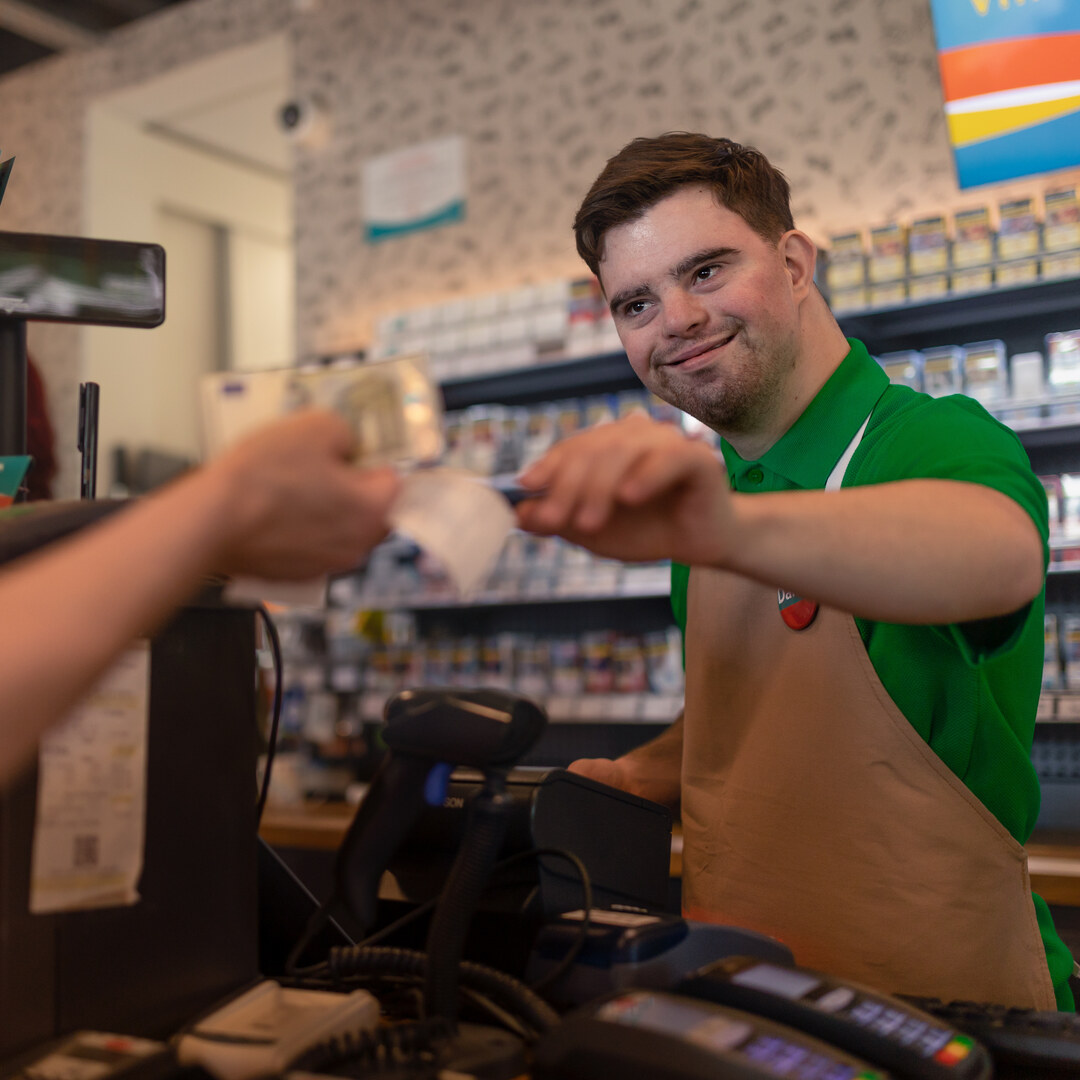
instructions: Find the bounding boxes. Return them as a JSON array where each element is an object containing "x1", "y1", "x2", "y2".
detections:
[{"x1": 0, "y1": 231, "x2": 165, "y2": 327}]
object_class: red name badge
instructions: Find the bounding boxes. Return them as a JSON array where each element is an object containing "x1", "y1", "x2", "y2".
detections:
[{"x1": 778, "y1": 588, "x2": 818, "y2": 630}]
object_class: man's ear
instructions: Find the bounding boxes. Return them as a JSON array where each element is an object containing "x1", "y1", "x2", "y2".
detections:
[{"x1": 778, "y1": 230, "x2": 817, "y2": 302}]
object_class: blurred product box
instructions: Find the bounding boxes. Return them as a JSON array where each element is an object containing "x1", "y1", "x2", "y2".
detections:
[
  {"x1": 1043, "y1": 249, "x2": 1080, "y2": 280},
  {"x1": 825, "y1": 231, "x2": 866, "y2": 292},
  {"x1": 1044, "y1": 187, "x2": 1080, "y2": 252},
  {"x1": 1061, "y1": 473, "x2": 1080, "y2": 540},
  {"x1": 830, "y1": 286, "x2": 868, "y2": 313},
  {"x1": 1010, "y1": 352, "x2": 1045, "y2": 401},
  {"x1": 997, "y1": 197, "x2": 1041, "y2": 261},
  {"x1": 1045, "y1": 614, "x2": 1062, "y2": 691},
  {"x1": 869, "y1": 280, "x2": 906, "y2": 308},
  {"x1": 1042, "y1": 475, "x2": 1064, "y2": 544},
  {"x1": 868, "y1": 223, "x2": 907, "y2": 283},
  {"x1": 582, "y1": 631, "x2": 616, "y2": 694},
  {"x1": 584, "y1": 393, "x2": 618, "y2": 428},
  {"x1": 921, "y1": 346, "x2": 964, "y2": 397},
  {"x1": 1063, "y1": 614, "x2": 1080, "y2": 689},
  {"x1": 878, "y1": 350, "x2": 922, "y2": 390},
  {"x1": 909, "y1": 215, "x2": 950, "y2": 276},
  {"x1": 995, "y1": 257, "x2": 1039, "y2": 288},
  {"x1": 613, "y1": 636, "x2": 650, "y2": 693},
  {"x1": 952, "y1": 206, "x2": 994, "y2": 268},
  {"x1": 908, "y1": 273, "x2": 949, "y2": 302},
  {"x1": 646, "y1": 628, "x2": 684, "y2": 695},
  {"x1": 1047, "y1": 330, "x2": 1080, "y2": 394},
  {"x1": 951, "y1": 265, "x2": 993, "y2": 294},
  {"x1": 961, "y1": 340, "x2": 1008, "y2": 405}
]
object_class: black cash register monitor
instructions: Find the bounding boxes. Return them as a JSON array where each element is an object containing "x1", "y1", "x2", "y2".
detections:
[{"x1": 0, "y1": 231, "x2": 165, "y2": 327}]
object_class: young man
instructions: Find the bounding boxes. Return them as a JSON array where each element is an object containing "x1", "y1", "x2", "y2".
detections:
[
  {"x1": 0, "y1": 409, "x2": 399, "y2": 785},
  {"x1": 516, "y1": 133, "x2": 1074, "y2": 1009}
]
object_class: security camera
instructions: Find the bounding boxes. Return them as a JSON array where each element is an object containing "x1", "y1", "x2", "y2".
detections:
[{"x1": 277, "y1": 96, "x2": 331, "y2": 148}]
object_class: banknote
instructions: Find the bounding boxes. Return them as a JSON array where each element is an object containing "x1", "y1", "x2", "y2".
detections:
[{"x1": 284, "y1": 354, "x2": 444, "y2": 467}]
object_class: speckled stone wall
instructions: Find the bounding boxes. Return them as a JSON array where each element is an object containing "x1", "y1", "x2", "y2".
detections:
[{"x1": 1, "y1": 0, "x2": 1073, "y2": 491}]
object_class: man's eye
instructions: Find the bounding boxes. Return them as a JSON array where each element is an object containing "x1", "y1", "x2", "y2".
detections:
[
  {"x1": 695, "y1": 265, "x2": 719, "y2": 281},
  {"x1": 624, "y1": 299, "x2": 649, "y2": 316}
]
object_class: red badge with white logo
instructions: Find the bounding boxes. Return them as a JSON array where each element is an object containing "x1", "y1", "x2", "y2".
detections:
[{"x1": 778, "y1": 588, "x2": 818, "y2": 630}]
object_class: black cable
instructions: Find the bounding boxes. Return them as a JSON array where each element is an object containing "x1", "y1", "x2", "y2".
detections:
[
  {"x1": 289, "y1": 1016, "x2": 455, "y2": 1074},
  {"x1": 321, "y1": 946, "x2": 560, "y2": 1038},
  {"x1": 255, "y1": 603, "x2": 282, "y2": 827}
]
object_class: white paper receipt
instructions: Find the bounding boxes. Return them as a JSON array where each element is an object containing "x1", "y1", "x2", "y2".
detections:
[
  {"x1": 390, "y1": 468, "x2": 515, "y2": 597},
  {"x1": 29, "y1": 641, "x2": 151, "y2": 914}
]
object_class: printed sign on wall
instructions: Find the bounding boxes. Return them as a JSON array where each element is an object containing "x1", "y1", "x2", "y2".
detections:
[
  {"x1": 930, "y1": 0, "x2": 1080, "y2": 188},
  {"x1": 362, "y1": 135, "x2": 466, "y2": 243}
]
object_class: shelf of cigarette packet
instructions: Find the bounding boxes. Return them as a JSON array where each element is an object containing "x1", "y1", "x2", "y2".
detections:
[{"x1": 429, "y1": 277, "x2": 1080, "y2": 410}]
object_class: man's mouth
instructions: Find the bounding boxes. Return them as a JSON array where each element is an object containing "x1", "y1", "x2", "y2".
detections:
[{"x1": 661, "y1": 331, "x2": 737, "y2": 368}]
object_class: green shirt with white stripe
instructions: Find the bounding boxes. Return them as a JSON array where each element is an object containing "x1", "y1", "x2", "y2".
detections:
[{"x1": 670, "y1": 337, "x2": 1074, "y2": 1009}]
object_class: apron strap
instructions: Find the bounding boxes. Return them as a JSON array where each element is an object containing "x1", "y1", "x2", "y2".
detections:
[{"x1": 825, "y1": 410, "x2": 873, "y2": 492}]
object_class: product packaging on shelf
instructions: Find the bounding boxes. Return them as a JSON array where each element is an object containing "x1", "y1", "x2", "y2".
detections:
[
  {"x1": 952, "y1": 206, "x2": 994, "y2": 269},
  {"x1": 1042, "y1": 476, "x2": 1063, "y2": 546},
  {"x1": 921, "y1": 346, "x2": 964, "y2": 397},
  {"x1": 1044, "y1": 187, "x2": 1080, "y2": 253},
  {"x1": 1043, "y1": 249, "x2": 1080, "y2": 280},
  {"x1": 961, "y1": 340, "x2": 1008, "y2": 405},
  {"x1": 877, "y1": 351, "x2": 922, "y2": 391},
  {"x1": 1062, "y1": 615, "x2": 1080, "y2": 690},
  {"x1": 997, "y1": 197, "x2": 1041, "y2": 261},
  {"x1": 1046, "y1": 331, "x2": 1080, "y2": 395},
  {"x1": 1010, "y1": 352, "x2": 1046, "y2": 402},
  {"x1": 995, "y1": 258, "x2": 1039, "y2": 288},
  {"x1": 909, "y1": 215, "x2": 950, "y2": 276},
  {"x1": 829, "y1": 286, "x2": 869, "y2": 314},
  {"x1": 908, "y1": 274, "x2": 949, "y2": 302},
  {"x1": 1060, "y1": 473, "x2": 1080, "y2": 540},
  {"x1": 868, "y1": 280, "x2": 907, "y2": 308},
  {"x1": 1045, "y1": 614, "x2": 1062, "y2": 691},
  {"x1": 950, "y1": 265, "x2": 993, "y2": 295},
  {"x1": 825, "y1": 232, "x2": 866, "y2": 294},
  {"x1": 868, "y1": 224, "x2": 907, "y2": 284}
]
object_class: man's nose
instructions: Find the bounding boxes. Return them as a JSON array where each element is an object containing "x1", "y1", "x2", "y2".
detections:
[{"x1": 662, "y1": 290, "x2": 707, "y2": 336}]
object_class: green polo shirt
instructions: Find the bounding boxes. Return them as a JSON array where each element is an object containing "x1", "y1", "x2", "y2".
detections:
[{"x1": 671, "y1": 338, "x2": 1074, "y2": 1009}]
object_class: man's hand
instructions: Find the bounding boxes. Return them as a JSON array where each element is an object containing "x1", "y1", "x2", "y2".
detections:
[
  {"x1": 515, "y1": 414, "x2": 732, "y2": 565},
  {"x1": 569, "y1": 752, "x2": 682, "y2": 812},
  {"x1": 208, "y1": 409, "x2": 401, "y2": 580}
]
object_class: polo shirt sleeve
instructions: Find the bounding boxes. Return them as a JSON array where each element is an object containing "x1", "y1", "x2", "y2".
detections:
[
  {"x1": 671, "y1": 561, "x2": 690, "y2": 667},
  {"x1": 856, "y1": 393, "x2": 1049, "y2": 662}
]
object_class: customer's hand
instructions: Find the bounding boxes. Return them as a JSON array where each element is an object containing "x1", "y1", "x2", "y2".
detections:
[{"x1": 207, "y1": 409, "x2": 400, "y2": 579}]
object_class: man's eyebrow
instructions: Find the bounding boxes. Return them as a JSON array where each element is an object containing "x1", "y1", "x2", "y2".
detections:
[
  {"x1": 671, "y1": 246, "x2": 739, "y2": 279},
  {"x1": 608, "y1": 282, "x2": 652, "y2": 315},
  {"x1": 607, "y1": 247, "x2": 740, "y2": 316}
]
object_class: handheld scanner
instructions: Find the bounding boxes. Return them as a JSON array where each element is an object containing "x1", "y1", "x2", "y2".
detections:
[
  {"x1": 334, "y1": 688, "x2": 546, "y2": 935},
  {"x1": 678, "y1": 957, "x2": 992, "y2": 1080}
]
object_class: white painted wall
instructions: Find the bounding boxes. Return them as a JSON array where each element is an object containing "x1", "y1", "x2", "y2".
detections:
[{"x1": 84, "y1": 74, "x2": 293, "y2": 486}]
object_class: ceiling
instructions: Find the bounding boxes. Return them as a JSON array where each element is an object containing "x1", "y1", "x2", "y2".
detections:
[{"x1": 0, "y1": 0, "x2": 195, "y2": 77}]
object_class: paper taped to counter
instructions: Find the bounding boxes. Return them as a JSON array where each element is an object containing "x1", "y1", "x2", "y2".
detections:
[{"x1": 29, "y1": 642, "x2": 150, "y2": 913}]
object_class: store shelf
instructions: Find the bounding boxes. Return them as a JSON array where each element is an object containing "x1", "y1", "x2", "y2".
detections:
[
  {"x1": 836, "y1": 275, "x2": 1080, "y2": 354},
  {"x1": 1039, "y1": 693, "x2": 1080, "y2": 723},
  {"x1": 440, "y1": 349, "x2": 637, "y2": 409}
]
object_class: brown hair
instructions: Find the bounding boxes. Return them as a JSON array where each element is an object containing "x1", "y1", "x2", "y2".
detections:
[{"x1": 574, "y1": 133, "x2": 795, "y2": 278}]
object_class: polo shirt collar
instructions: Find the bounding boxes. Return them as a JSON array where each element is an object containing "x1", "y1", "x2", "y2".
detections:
[{"x1": 720, "y1": 338, "x2": 888, "y2": 489}]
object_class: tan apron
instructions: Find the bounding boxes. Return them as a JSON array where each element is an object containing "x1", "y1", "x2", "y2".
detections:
[{"x1": 680, "y1": 422, "x2": 1056, "y2": 1009}]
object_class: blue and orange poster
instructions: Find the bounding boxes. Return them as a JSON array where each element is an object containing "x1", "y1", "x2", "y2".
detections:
[{"x1": 930, "y1": 0, "x2": 1080, "y2": 188}]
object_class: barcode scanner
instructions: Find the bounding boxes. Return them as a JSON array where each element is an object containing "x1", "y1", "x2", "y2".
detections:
[{"x1": 332, "y1": 687, "x2": 546, "y2": 1019}]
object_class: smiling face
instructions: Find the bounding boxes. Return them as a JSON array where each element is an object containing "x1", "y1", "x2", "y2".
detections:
[{"x1": 600, "y1": 185, "x2": 810, "y2": 440}]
